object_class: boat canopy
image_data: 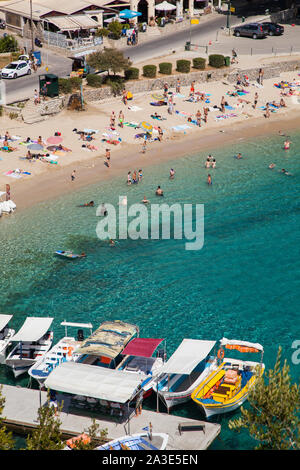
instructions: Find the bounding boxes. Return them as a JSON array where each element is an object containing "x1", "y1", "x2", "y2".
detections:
[
  {"x1": 0, "y1": 314, "x2": 13, "y2": 332},
  {"x1": 121, "y1": 338, "x2": 164, "y2": 358},
  {"x1": 44, "y1": 362, "x2": 142, "y2": 403},
  {"x1": 76, "y1": 320, "x2": 138, "y2": 359},
  {"x1": 60, "y1": 321, "x2": 93, "y2": 329},
  {"x1": 159, "y1": 339, "x2": 216, "y2": 375},
  {"x1": 220, "y1": 338, "x2": 264, "y2": 353},
  {"x1": 11, "y1": 317, "x2": 53, "y2": 342}
]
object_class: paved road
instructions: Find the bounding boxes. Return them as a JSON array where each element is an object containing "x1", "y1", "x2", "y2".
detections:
[{"x1": 2, "y1": 11, "x2": 299, "y2": 103}]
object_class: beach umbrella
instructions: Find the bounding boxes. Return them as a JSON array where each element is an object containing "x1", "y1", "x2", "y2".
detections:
[
  {"x1": 119, "y1": 9, "x2": 142, "y2": 19},
  {"x1": 27, "y1": 143, "x2": 44, "y2": 151},
  {"x1": 139, "y1": 121, "x2": 153, "y2": 133},
  {"x1": 47, "y1": 136, "x2": 63, "y2": 144},
  {"x1": 155, "y1": 1, "x2": 176, "y2": 11},
  {"x1": 104, "y1": 16, "x2": 125, "y2": 23},
  {"x1": 47, "y1": 145, "x2": 59, "y2": 151},
  {"x1": 152, "y1": 93, "x2": 164, "y2": 100}
]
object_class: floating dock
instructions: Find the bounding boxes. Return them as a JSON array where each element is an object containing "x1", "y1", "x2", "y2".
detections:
[{"x1": 1, "y1": 384, "x2": 221, "y2": 450}]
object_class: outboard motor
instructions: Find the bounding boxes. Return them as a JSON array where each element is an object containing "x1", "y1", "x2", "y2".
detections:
[{"x1": 77, "y1": 329, "x2": 84, "y2": 342}]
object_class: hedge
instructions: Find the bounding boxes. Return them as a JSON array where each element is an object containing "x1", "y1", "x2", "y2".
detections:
[
  {"x1": 193, "y1": 57, "x2": 206, "y2": 70},
  {"x1": 125, "y1": 67, "x2": 139, "y2": 80},
  {"x1": 143, "y1": 65, "x2": 157, "y2": 78},
  {"x1": 86, "y1": 74, "x2": 103, "y2": 88},
  {"x1": 176, "y1": 59, "x2": 191, "y2": 73},
  {"x1": 69, "y1": 76, "x2": 82, "y2": 90},
  {"x1": 58, "y1": 78, "x2": 72, "y2": 94},
  {"x1": 159, "y1": 62, "x2": 172, "y2": 75},
  {"x1": 209, "y1": 54, "x2": 225, "y2": 68}
]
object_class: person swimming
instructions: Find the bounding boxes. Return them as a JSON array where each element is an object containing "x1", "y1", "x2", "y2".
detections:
[
  {"x1": 156, "y1": 186, "x2": 164, "y2": 196},
  {"x1": 269, "y1": 163, "x2": 276, "y2": 169},
  {"x1": 142, "y1": 195, "x2": 150, "y2": 204},
  {"x1": 236, "y1": 153, "x2": 242, "y2": 159},
  {"x1": 207, "y1": 174, "x2": 212, "y2": 185},
  {"x1": 169, "y1": 168, "x2": 175, "y2": 179},
  {"x1": 283, "y1": 139, "x2": 290, "y2": 150},
  {"x1": 205, "y1": 158, "x2": 210, "y2": 168},
  {"x1": 109, "y1": 239, "x2": 115, "y2": 247}
]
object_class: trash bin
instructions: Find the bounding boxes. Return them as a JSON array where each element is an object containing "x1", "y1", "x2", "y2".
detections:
[
  {"x1": 224, "y1": 56, "x2": 231, "y2": 67},
  {"x1": 39, "y1": 73, "x2": 59, "y2": 98},
  {"x1": 242, "y1": 16, "x2": 245, "y2": 23},
  {"x1": 185, "y1": 41, "x2": 191, "y2": 51}
]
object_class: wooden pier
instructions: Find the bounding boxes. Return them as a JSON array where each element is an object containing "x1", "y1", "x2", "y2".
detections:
[{"x1": 1, "y1": 384, "x2": 221, "y2": 450}]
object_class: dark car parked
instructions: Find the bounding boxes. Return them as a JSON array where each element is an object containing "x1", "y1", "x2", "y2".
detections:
[
  {"x1": 233, "y1": 23, "x2": 267, "y2": 39},
  {"x1": 261, "y1": 22, "x2": 284, "y2": 36}
]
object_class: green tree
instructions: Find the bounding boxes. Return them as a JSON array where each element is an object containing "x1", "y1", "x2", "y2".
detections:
[
  {"x1": 107, "y1": 21, "x2": 123, "y2": 39},
  {"x1": 229, "y1": 347, "x2": 300, "y2": 450},
  {"x1": 87, "y1": 48, "x2": 131, "y2": 76},
  {"x1": 71, "y1": 419, "x2": 108, "y2": 450},
  {"x1": 0, "y1": 385, "x2": 15, "y2": 450},
  {"x1": 26, "y1": 394, "x2": 64, "y2": 450},
  {"x1": 0, "y1": 35, "x2": 19, "y2": 53}
]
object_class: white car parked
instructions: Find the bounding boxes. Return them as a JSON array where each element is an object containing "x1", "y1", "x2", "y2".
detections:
[{"x1": 1, "y1": 60, "x2": 31, "y2": 79}]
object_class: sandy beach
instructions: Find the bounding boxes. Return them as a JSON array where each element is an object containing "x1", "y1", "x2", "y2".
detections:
[{"x1": 1, "y1": 68, "x2": 300, "y2": 211}]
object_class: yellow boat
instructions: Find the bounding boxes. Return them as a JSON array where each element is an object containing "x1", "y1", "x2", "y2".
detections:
[{"x1": 191, "y1": 338, "x2": 265, "y2": 418}]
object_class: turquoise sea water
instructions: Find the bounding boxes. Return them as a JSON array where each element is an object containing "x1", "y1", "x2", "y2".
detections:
[{"x1": 0, "y1": 130, "x2": 299, "y2": 450}]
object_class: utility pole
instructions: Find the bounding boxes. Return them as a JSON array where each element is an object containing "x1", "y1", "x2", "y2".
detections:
[
  {"x1": 30, "y1": 0, "x2": 34, "y2": 52},
  {"x1": 226, "y1": 1, "x2": 231, "y2": 30}
]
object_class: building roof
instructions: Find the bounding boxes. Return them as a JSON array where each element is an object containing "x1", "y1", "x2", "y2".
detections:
[
  {"x1": 0, "y1": 0, "x2": 115, "y2": 19},
  {"x1": 44, "y1": 14, "x2": 99, "y2": 30}
]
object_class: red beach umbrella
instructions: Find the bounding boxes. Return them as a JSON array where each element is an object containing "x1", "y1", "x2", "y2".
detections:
[{"x1": 47, "y1": 136, "x2": 63, "y2": 144}]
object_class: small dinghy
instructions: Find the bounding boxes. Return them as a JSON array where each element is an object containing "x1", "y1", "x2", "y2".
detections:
[{"x1": 55, "y1": 250, "x2": 86, "y2": 259}]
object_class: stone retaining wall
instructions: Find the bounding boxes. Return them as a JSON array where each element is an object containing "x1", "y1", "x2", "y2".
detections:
[
  {"x1": 40, "y1": 97, "x2": 66, "y2": 115},
  {"x1": 83, "y1": 59, "x2": 300, "y2": 103}
]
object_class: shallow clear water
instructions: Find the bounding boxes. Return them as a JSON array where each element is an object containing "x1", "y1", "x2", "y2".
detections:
[{"x1": 0, "y1": 130, "x2": 299, "y2": 450}]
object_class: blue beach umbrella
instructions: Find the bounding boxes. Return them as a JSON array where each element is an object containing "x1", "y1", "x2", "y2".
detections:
[{"x1": 119, "y1": 9, "x2": 142, "y2": 19}]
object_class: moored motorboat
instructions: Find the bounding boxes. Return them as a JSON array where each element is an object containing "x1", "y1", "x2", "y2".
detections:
[
  {"x1": 55, "y1": 250, "x2": 86, "y2": 259},
  {"x1": 5, "y1": 317, "x2": 54, "y2": 378},
  {"x1": 28, "y1": 321, "x2": 93, "y2": 386},
  {"x1": 191, "y1": 338, "x2": 265, "y2": 418},
  {"x1": 116, "y1": 337, "x2": 166, "y2": 398},
  {"x1": 153, "y1": 339, "x2": 218, "y2": 411},
  {"x1": 95, "y1": 431, "x2": 169, "y2": 451},
  {"x1": 0, "y1": 314, "x2": 15, "y2": 364}
]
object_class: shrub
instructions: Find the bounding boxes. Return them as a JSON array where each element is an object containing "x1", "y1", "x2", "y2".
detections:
[
  {"x1": 69, "y1": 76, "x2": 82, "y2": 90},
  {"x1": 96, "y1": 28, "x2": 109, "y2": 37},
  {"x1": 86, "y1": 74, "x2": 103, "y2": 87},
  {"x1": 124, "y1": 67, "x2": 139, "y2": 80},
  {"x1": 108, "y1": 21, "x2": 123, "y2": 39},
  {"x1": 176, "y1": 59, "x2": 191, "y2": 73},
  {"x1": 106, "y1": 77, "x2": 124, "y2": 96},
  {"x1": 209, "y1": 54, "x2": 225, "y2": 68},
  {"x1": 0, "y1": 35, "x2": 19, "y2": 53},
  {"x1": 58, "y1": 78, "x2": 72, "y2": 94},
  {"x1": 193, "y1": 57, "x2": 206, "y2": 70},
  {"x1": 159, "y1": 62, "x2": 172, "y2": 75},
  {"x1": 143, "y1": 65, "x2": 157, "y2": 78}
]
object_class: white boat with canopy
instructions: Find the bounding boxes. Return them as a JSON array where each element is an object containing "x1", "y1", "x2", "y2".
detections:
[
  {"x1": 116, "y1": 337, "x2": 166, "y2": 398},
  {"x1": 75, "y1": 320, "x2": 139, "y2": 368},
  {"x1": 0, "y1": 314, "x2": 15, "y2": 364},
  {"x1": 28, "y1": 321, "x2": 93, "y2": 386},
  {"x1": 95, "y1": 431, "x2": 169, "y2": 451},
  {"x1": 45, "y1": 361, "x2": 144, "y2": 417},
  {"x1": 191, "y1": 338, "x2": 265, "y2": 418},
  {"x1": 153, "y1": 339, "x2": 217, "y2": 411},
  {"x1": 5, "y1": 317, "x2": 54, "y2": 378}
]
